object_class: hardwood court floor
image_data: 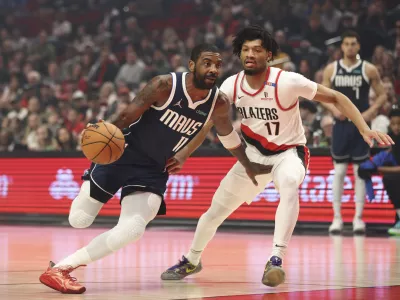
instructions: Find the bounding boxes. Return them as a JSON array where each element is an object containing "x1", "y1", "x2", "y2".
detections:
[{"x1": 0, "y1": 225, "x2": 399, "y2": 299}]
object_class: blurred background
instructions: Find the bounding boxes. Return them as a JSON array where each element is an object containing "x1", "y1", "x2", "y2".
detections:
[{"x1": 0, "y1": 0, "x2": 399, "y2": 229}]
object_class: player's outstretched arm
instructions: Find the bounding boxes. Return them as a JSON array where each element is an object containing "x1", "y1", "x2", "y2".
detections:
[
  {"x1": 211, "y1": 91, "x2": 272, "y2": 185},
  {"x1": 319, "y1": 63, "x2": 346, "y2": 120},
  {"x1": 312, "y1": 84, "x2": 393, "y2": 147},
  {"x1": 111, "y1": 74, "x2": 172, "y2": 129}
]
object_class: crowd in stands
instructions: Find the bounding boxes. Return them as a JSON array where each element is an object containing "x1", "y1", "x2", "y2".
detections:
[{"x1": 0, "y1": 0, "x2": 399, "y2": 152}]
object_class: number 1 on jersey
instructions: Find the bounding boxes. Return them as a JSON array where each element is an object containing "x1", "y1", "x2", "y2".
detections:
[
  {"x1": 173, "y1": 136, "x2": 189, "y2": 152},
  {"x1": 265, "y1": 121, "x2": 280, "y2": 135},
  {"x1": 352, "y1": 87, "x2": 360, "y2": 100}
]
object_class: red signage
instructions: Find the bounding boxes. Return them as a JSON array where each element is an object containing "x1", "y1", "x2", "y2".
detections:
[{"x1": 0, "y1": 157, "x2": 395, "y2": 223}]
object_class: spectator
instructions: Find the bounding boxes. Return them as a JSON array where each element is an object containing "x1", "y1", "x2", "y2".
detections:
[
  {"x1": 137, "y1": 37, "x2": 155, "y2": 66},
  {"x1": 52, "y1": 11, "x2": 72, "y2": 39},
  {"x1": 0, "y1": 128, "x2": 27, "y2": 151},
  {"x1": 26, "y1": 96, "x2": 41, "y2": 116},
  {"x1": 274, "y1": 30, "x2": 295, "y2": 61},
  {"x1": 319, "y1": 115, "x2": 334, "y2": 147},
  {"x1": 28, "y1": 30, "x2": 56, "y2": 72},
  {"x1": 320, "y1": 0, "x2": 342, "y2": 36},
  {"x1": 303, "y1": 14, "x2": 327, "y2": 50},
  {"x1": 282, "y1": 61, "x2": 296, "y2": 72},
  {"x1": 88, "y1": 47, "x2": 119, "y2": 89},
  {"x1": 64, "y1": 108, "x2": 85, "y2": 137},
  {"x1": 30, "y1": 125, "x2": 58, "y2": 151},
  {"x1": 299, "y1": 100, "x2": 320, "y2": 145},
  {"x1": 71, "y1": 90, "x2": 88, "y2": 116},
  {"x1": 11, "y1": 28, "x2": 28, "y2": 51},
  {"x1": 24, "y1": 113, "x2": 41, "y2": 148},
  {"x1": 115, "y1": 51, "x2": 145, "y2": 88},
  {"x1": 0, "y1": 129, "x2": 14, "y2": 152},
  {"x1": 56, "y1": 127, "x2": 76, "y2": 151},
  {"x1": 0, "y1": 75, "x2": 21, "y2": 110},
  {"x1": 337, "y1": 12, "x2": 357, "y2": 34},
  {"x1": 7, "y1": 117, "x2": 25, "y2": 147},
  {"x1": 44, "y1": 62, "x2": 62, "y2": 86},
  {"x1": 73, "y1": 25, "x2": 94, "y2": 53},
  {"x1": 124, "y1": 17, "x2": 144, "y2": 47},
  {"x1": 59, "y1": 45, "x2": 79, "y2": 81},
  {"x1": 299, "y1": 59, "x2": 313, "y2": 80},
  {"x1": 170, "y1": 54, "x2": 188, "y2": 73}
]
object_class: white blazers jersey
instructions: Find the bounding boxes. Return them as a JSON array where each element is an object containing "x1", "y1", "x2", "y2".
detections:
[{"x1": 220, "y1": 67, "x2": 318, "y2": 156}]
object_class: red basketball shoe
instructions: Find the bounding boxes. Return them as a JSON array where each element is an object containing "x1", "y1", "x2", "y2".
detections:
[{"x1": 39, "y1": 261, "x2": 86, "y2": 294}]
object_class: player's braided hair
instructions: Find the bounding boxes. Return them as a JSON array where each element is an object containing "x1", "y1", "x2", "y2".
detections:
[{"x1": 232, "y1": 25, "x2": 279, "y2": 60}]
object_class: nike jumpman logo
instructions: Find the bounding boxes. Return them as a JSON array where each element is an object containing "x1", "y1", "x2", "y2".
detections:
[{"x1": 174, "y1": 99, "x2": 183, "y2": 108}]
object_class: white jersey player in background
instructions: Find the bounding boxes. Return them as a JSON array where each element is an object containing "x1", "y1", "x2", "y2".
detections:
[{"x1": 160, "y1": 25, "x2": 393, "y2": 287}]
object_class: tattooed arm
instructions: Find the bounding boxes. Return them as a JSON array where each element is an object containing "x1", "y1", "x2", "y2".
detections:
[{"x1": 111, "y1": 75, "x2": 172, "y2": 130}]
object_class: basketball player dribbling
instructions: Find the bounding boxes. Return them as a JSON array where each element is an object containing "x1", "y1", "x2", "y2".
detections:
[
  {"x1": 161, "y1": 25, "x2": 393, "y2": 287},
  {"x1": 322, "y1": 31, "x2": 387, "y2": 234},
  {"x1": 39, "y1": 44, "x2": 272, "y2": 294}
]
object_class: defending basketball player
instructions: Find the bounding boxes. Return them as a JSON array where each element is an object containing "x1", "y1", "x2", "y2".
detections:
[
  {"x1": 39, "y1": 44, "x2": 272, "y2": 294},
  {"x1": 161, "y1": 25, "x2": 393, "y2": 287},
  {"x1": 321, "y1": 31, "x2": 387, "y2": 234}
]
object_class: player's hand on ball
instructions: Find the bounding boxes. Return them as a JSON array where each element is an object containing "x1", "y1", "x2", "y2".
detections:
[
  {"x1": 85, "y1": 119, "x2": 104, "y2": 129},
  {"x1": 81, "y1": 119, "x2": 104, "y2": 141},
  {"x1": 361, "y1": 129, "x2": 394, "y2": 147},
  {"x1": 245, "y1": 163, "x2": 273, "y2": 186}
]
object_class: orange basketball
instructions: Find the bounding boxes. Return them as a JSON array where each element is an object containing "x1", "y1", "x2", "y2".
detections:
[{"x1": 81, "y1": 122, "x2": 125, "y2": 165}]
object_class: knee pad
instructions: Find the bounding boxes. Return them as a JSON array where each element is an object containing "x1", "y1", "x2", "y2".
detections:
[
  {"x1": 69, "y1": 209, "x2": 96, "y2": 229},
  {"x1": 147, "y1": 194, "x2": 162, "y2": 218},
  {"x1": 106, "y1": 215, "x2": 146, "y2": 251},
  {"x1": 69, "y1": 181, "x2": 102, "y2": 229}
]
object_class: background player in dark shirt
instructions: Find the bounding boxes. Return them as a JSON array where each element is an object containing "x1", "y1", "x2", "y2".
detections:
[
  {"x1": 322, "y1": 31, "x2": 387, "y2": 234},
  {"x1": 39, "y1": 44, "x2": 272, "y2": 294}
]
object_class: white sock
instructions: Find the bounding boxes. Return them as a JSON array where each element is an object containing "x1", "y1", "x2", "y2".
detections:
[
  {"x1": 270, "y1": 244, "x2": 287, "y2": 260},
  {"x1": 186, "y1": 249, "x2": 203, "y2": 266},
  {"x1": 353, "y1": 164, "x2": 366, "y2": 219},
  {"x1": 55, "y1": 248, "x2": 92, "y2": 268},
  {"x1": 332, "y1": 162, "x2": 348, "y2": 218}
]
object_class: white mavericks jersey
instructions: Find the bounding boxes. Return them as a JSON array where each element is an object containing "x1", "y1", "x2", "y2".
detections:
[{"x1": 220, "y1": 67, "x2": 318, "y2": 156}]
